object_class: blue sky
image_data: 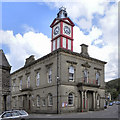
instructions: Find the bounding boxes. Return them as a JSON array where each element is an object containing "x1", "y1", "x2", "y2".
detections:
[
  {"x1": 0, "y1": 1, "x2": 118, "y2": 81},
  {"x1": 2, "y1": 2, "x2": 57, "y2": 37}
]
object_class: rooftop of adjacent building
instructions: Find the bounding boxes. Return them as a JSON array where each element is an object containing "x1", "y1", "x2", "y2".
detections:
[{"x1": 0, "y1": 49, "x2": 11, "y2": 70}]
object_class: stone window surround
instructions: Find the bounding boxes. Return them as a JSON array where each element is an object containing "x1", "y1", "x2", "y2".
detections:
[{"x1": 68, "y1": 92, "x2": 74, "y2": 106}]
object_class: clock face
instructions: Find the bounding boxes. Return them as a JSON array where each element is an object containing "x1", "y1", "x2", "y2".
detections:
[
  {"x1": 54, "y1": 26, "x2": 60, "y2": 35},
  {"x1": 64, "y1": 26, "x2": 71, "y2": 35}
]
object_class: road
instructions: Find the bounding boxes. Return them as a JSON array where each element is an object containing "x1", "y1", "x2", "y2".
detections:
[{"x1": 28, "y1": 104, "x2": 119, "y2": 119}]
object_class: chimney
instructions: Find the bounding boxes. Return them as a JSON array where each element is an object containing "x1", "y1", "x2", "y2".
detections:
[
  {"x1": 80, "y1": 44, "x2": 89, "y2": 57},
  {"x1": 24, "y1": 55, "x2": 35, "y2": 66}
]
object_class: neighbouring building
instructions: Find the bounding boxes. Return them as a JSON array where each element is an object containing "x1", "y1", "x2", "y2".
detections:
[
  {"x1": 9, "y1": 7, "x2": 107, "y2": 113},
  {"x1": 0, "y1": 50, "x2": 11, "y2": 113}
]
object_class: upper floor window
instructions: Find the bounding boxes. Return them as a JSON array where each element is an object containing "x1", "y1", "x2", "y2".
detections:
[
  {"x1": 83, "y1": 69, "x2": 88, "y2": 83},
  {"x1": 96, "y1": 72, "x2": 100, "y2": 85},
  {"x1": 48, "y1": 93, "x2": 53, "y2": 106},
  {"x1": 27, "y1": 76, "x2": 30, "y2": 88},
  {"x1": 37, "y1": 95, "x2": 40, "y2": 107},
  {"x1": 68, "y1": 93, "x2": 74, "y2": 106},
  {"x1": 36, "y1": 72, "x2": 40, "y2": 87},
  {"x1": 19, "y1": 77, "x2": 22, "y2": 90},
  {"x1": 48, "y1": 68, "x2": 52, "y2": 83},
  {"x1": 42, "y1": 99, "x2": 46, "y2": 106},
  {"x1": 69, "y1": 66, "x2": 74, "y2": 81},
  {"x1": 12, "y1": 79, "x2": 16, "y2": 91}
]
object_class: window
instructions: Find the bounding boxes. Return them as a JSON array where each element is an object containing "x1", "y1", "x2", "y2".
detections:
[
  {"x1": 63, "y1": 37, "x2": 66, "y2": 48},
  {"x1": 83, "y1": 69, "x2": 88, "y2": 83},
  {"x1": 96, "y1": 72, "x2": 100, "y2": 85},
  {"x1": 69, "y1": 66, "x2": 74, "y2": 81},
  {"x1": 68, "y1": 39, "x2": 71, "y2": 50},
  {"x1": 48, "y1": 68, "x2": 52, "y2": 83},
  {"x1": 19, "y1": 77, "x2": 22, "y2": 90},
  {"x1": 48, "y1": 93, "x2": 53, "y2": 106},
  {"x1": 57, "y1": 38, "x2": 60, "y2": 49},
  {"x1": 53, "y1": 40, "x2": 56, "y2": 51},
  {"x1": 42, "y1": 99, "x2": 46, "y2": 106},
  {"x1": 68, "y1": 93, "x2": 74, "y2": 106},
  {"x1": 37, "y1": 95, "x2": 40, "y2": 107},
  {"x1": 13, "y1": 79, "x2": 16, "y2": 91},
  {"x1": 36, "y1": 72, "x2": 40, "y2": 86},
  {"x1": 27, "y1": 76, "x2": 30, "y2": 88}
]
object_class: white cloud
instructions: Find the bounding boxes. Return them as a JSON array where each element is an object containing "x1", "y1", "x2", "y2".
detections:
[
  {"x1": 0, "y1": 30, "x2": 51, "y2": 72},
  {"x1": 1, "y1": 1, "x2": 118, "y2": 82}
]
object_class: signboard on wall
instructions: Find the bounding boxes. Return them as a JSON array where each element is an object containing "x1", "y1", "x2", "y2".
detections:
[{"x1": 62, "y1": 102, "x2": 68, "y2": 107}]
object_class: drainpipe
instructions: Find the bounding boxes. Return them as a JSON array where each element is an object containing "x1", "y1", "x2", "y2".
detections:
[{"x1": 57, "y1": 51, "x2": 59, "y2": 114}]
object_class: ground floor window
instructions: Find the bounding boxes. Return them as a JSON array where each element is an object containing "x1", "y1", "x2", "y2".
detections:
[
  {"x1": 68, "y1": 93, "x2": 74, "y2": 106},
  {"x1": 48, "y1": 93, "x2": 53, "y2": 106},
  {"x1": 37, "y1": 95, "x2": 40, "y2": 107}
]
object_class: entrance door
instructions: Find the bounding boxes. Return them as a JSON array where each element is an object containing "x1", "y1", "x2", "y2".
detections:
[
  {"x1": 23, "y1": 95, "x2": 27, "y2": 111},
  {"x1": 87, "y1": 92, "x2": 93, "y2": 111}
]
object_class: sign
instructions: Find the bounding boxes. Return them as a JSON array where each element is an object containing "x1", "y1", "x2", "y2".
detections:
[{"x1": 62, "y1": 102, "x2": 67, "y2": 107}]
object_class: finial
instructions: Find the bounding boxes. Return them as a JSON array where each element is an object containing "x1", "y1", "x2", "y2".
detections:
[
  {"x1": 59, "y1": 6, "x2": 66, "y2": 11},
  {"x1": 57, "y1": 6, "x2": 67, "y2": 18}
]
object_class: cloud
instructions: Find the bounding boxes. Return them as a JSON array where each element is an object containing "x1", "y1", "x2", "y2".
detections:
[
  {"x1": 1, "y1": 1, "x2": 118, "y2": 82},
  {"x1": 0, "y1": 30, "x2": 51, "y2": 72}
]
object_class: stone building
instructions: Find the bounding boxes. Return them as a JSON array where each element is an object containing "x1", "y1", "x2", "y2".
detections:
[
  {"x1": 0, "y1": 50, "x2": 11, "y2": 113},
  {"x1": 10, "y1": 7, "x2": 107, "y2": 113}
]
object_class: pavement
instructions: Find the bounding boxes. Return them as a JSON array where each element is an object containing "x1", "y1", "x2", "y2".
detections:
[{"x1": 28, "y1": 104, "x2": 119, "y2": 119}]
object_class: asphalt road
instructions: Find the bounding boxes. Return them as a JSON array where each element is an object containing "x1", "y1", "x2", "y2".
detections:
[{"x1": 28, "y1": 104, "x2": 119, "y2": 119}]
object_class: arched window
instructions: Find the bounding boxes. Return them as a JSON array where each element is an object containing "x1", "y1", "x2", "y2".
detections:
[
  {"x1": 69, "y1": 66, "x2": 74, "y2": 81},
  {"x1": 83, "y1": 69, "x2": 88, "y2": 83},
  {"x1": 36, "y1": 95, "x2": 40, "y2": 107},
  {"x1": 48, "y1": 93, "x2": 53, "y2": 106},
  {"x1": 36, "y1": 72, "x2": 40, "y2": 86},
  {"x1": 68, "y1": 93, "x2": 74, "y2": 105},
  {"x1": 96, "y1": 72, "x2": 100, "y2": 85}
]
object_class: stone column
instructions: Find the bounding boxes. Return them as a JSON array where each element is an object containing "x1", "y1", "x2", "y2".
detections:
[
  {"x1": 93, "y1": 91, "x2": 95, "y2": 110},
  {"x1": 84, "y1": 91, "x2": 86, "y2": 110},
  {"x1": 27, "y1": 95, "x2": 29, "y2": 111},
  {"x1": 81, "y1": 91, "x2": 83, "y2": 112},
  {"x1": 84, "y1": 91, "x2": 88, "y2": 111}
]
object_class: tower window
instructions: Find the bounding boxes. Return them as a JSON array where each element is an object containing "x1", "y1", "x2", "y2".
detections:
[
  {"x1": 57, "y1": 38, "x2": 60, "y2": 49},
  {"x1": 69, "y1": 66, "x2": 74, "y2": 81},
  {"x1": 53, "y1": 40, "x2": 56, "y2": 51},
  {"x1": 68, "y1": 39, "x2": 71, "y2": 50},
  {"x1": 63, "y1": 37, "x2": 66, "y2": 48}
]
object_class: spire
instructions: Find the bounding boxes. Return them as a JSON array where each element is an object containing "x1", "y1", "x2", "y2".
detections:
[{"x1": 57, "y1": 6, "x2": 67, "y2": 18}]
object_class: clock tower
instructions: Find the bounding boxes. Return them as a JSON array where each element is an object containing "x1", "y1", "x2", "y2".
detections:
[{"x1": 50, "y1": 7, "x2": 75, "y2": 52}]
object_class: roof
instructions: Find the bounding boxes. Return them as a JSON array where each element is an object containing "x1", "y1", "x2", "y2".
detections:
[
  {"x1": 0, "y1": 49, "x2": 11, "y2": 70},
  {"x1": 11, "y1": 48, "x2": 107, "y2": 75}
]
